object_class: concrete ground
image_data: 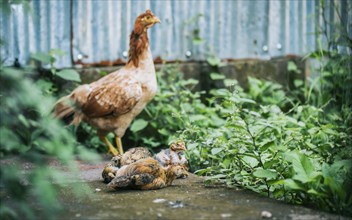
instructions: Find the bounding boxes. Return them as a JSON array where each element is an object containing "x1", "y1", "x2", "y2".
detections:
[{"x1": 54, "y1": 158, "x2": 349, "y2": 220}]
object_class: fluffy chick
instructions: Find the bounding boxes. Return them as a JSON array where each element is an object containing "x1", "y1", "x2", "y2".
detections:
[
  {"x1": 102, "y1": 147, "x2": 151, "y2": 183},
  {"x1": 108, "y1": 158, "x2": 186, "y2": 190},
  {"x1": 154, "y1": 141, "x2": 189, "y2": 178}
]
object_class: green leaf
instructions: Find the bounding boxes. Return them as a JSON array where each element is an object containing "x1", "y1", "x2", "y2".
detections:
[
  {"x1": 130, "y1": 119, "x2": 149, "y2": 132},
  {"x1": 187, "y1": 143, "x2": 198, "y2": 150},
  {"x1": 210, "y1": 72, "x2": 225, "y2": 80},
  {"x1": 189, "y1": 114, "x2": 208, "y2": 122},
  {"x1": 193, "y1": 37, "x2": 204, "y2": 45},
  {"x1": 287, "y1": 152, "x2": 321, "y2": 183},
  {"x1": 259, "y1": 140, "x2": 275, "y2": 152},
  {"x1": 0, "y1": 128, "x2": 21, "y2": 152},
  {"x1": 287, "y1": 61, "x2": 301, "y2": 73},
  {"x1": 207, "y1": 57, "x2": 223, "y2": 67},
  {"x1": 211, "y1": 148, "x2": 222, "y2": 155},
  {"x1": 181, "y1": 78, "x2": 199, "y2": 86},
  {"x1": 18, "y1": 114, "x2": 30, "y2": 128},
  {"x1": 49, "y1": 49, "x2": 66, "y2": 57},
  {"x1": 284, "y1": 179, "x2": 306, "y2": 190},
  {"x1": 36, "y1": 79, "x2": 55, "y2": 94},
  {"x1": 31, "y1": 52, "x2": 51, "y2": 64},
  {"x1": 253, "y1": 169, "x2": 278, "y2": 179},
  {"x1": 294, "y1": 79, "x2": 304, "y2": 87},
  {"x1": 55, "y1": 69, "x2": 81, "y2": 82},
  {"x1": 157, "y1": 128, "x2": 169, "y2": 136},
  {"x1": 224, "y1": 79, "x2": 238, "y2": 87},
  {"x1": 238, "y1": 98, "x2": 256, "y2": 104},
  {"x1": 242, "y1": 156, "x2": 259, "y2": 168},
  {"x1": 307, "y1": 189, "x2": 325, "y2": 197}
]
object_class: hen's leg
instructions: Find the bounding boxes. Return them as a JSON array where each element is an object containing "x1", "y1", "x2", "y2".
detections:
[
  {"x1": 99, "y1": 136, "x2": 118, "y2": 156},
  {"x1": 115, "y1": 137, "x2": 124, "y2": 155}
]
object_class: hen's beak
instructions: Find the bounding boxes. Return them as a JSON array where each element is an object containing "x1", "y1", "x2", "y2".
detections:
[{"x1": 153, "y1": 16, "x2": 161, "y2": 24}]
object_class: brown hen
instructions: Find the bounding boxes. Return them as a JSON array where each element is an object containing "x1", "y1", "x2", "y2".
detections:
[{"x1": 53, "y1": 10, "x2": 160, "y2": 156}]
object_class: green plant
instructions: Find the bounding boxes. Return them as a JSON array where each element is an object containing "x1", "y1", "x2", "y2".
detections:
[
  {"x1": 0, "y1": 0, "x2": 32, "y2": 16},
  {"x1": 127, "y1": 62, "x2": 351, "y2": 215},
  {"x1": 298, "y1": 0, "x2": 352, "y2": 142},
  {"x1": 0, "y1": 65, "x2": 98, "y2": 219},
  {"x1": 30, "y1": 49, "x2": 81, "y2": 96},
  {"x1": 29, "y1": 50, "x2": 107, "y2": 152},
  {"x1": 181, "y1": 76, "x2": 351, "y2": 215},
  {"x1": 126, "y1": 64, "x2": 213, "y2": 150}
]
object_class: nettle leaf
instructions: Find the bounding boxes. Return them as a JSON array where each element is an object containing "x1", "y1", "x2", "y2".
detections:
[
  {"x1": 36, "y1": 79, "x2": 54, "y2": 93},
  {"x1": 49, "y1": 48, "x2": 66, "y2": 57},
  {"x1": 222, "y1": 158, "x2": 231, "y2": 168},
  {"x1": 210, "y1": 72, "x2": 225, "y2": 80},
  {"x1": 31, "y1": 52, "x2": 51, "y2": 64},
  {"x1": 130, "y1": 119, "x2": 148, "y2": 132},
  {"x1": 187, "y1": 143, "x2": 198, "y2": 150},
  {"x1": 294, "y1": 79, "x2": 304, "y2": 87},
  {"x1": 181, "y1": 78, "x2": 199, "y2": 86},
  {"x1": 211, "y1": 148, "x2": 223, "y2": 155},
  {"x1": 289, "y1": 153, "x2": 321, "y2": 183},
  {"x1": 189, "y1": 114, "x2": 208, "y2": 122},
  {"x1": 307, "y1": 189, "x2": 325, "y2": 197},
  {"x1": 56, "y1": 69, "x2": 81, "y2": 82},
  {"x1": 242, "y1": 156, "x2": 259, "y2": 168},
  {"x1": 322, "y1": 159, "x2": 352, "y2": 180},
  {"x1": 260, "y1": 140, "x2": 275, "y2": 152},
  {"x1": 287, "y1": 61, "x2": 301, "y2": 73},
  {"x1": 239, "y1": 98, "x2": 256, "y2": 104},
  {"x1": 284, "y1": 179, "x2": 306, "y2": 191},
  {"x1": 224, "y1": 79, "x2": 238, "y2": 87},
  {"x1": 157, "y1": 128, "x2": 169, "y2": 136},
  {"x1": 207, "y1": 57, "x2": 223, "y2": 67},
  {"x1": 253, "y1": 169, "x2": 277, "y2": 179}
]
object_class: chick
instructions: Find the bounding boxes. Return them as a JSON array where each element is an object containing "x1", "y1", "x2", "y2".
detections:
[
  {"x1": 108, "y1": 158, "x2": 186, "y2": 190},
  {"x1": 102, "y1": 147, "x2": 152, "y2": 183},
  {"x1": 119, "y1": 147, "x2": 152, "y2": 166},
  {"x1": 102, "y1": 158, "x2": 120, "y2": 183},
  {"x1": 154, "y1": 140, "x2": 189, "y2": 178}
]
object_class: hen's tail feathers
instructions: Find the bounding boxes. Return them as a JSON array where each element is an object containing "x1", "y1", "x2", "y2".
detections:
[{"x1": 53, "y1": 96, "x2": 82, "y2": 126}]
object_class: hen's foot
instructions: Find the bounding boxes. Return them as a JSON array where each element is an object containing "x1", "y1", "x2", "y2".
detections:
[
  {"x1": 99, "y1": 136, "x2": 119, "y2": 156},
  {"x1": 115, "y1": 137, "x2": 124, "y2": 155}
]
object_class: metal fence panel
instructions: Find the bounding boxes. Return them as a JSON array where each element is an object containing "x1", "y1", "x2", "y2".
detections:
[{"x1": 0, "y1": 0, "x2": 350, "y2": 68}]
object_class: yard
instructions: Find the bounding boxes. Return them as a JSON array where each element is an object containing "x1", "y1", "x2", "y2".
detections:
[{"x1": 1, "y1": 0, "x2": 351, "y2": 219}]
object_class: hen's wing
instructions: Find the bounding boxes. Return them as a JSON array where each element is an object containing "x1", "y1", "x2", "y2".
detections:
[{"x1": 80, "y1": 74, "x2": 142, "y2": 118}]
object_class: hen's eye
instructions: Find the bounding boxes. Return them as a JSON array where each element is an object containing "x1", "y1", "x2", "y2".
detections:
[{"x1": 146, "y1": 16, "x2": 151, "y2": 20}]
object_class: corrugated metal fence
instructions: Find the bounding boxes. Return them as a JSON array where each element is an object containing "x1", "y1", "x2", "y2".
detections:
[{"x1": 1, "y1": 0, "x2": 351, "y2": 68}]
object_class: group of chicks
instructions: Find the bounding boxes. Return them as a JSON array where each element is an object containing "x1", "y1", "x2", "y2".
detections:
[{"x1": 102, "y1": 140, "x2": 189, "y2": 190}]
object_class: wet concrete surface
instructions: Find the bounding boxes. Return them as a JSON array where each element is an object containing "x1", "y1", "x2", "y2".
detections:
[{"x1": 55, "y1": 159, "x2": 349, "y2": 220}]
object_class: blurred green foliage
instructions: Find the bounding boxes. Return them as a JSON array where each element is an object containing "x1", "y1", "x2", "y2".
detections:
[{"x1": 0, "y1": 63, "x2": 98, "y2": 219}]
